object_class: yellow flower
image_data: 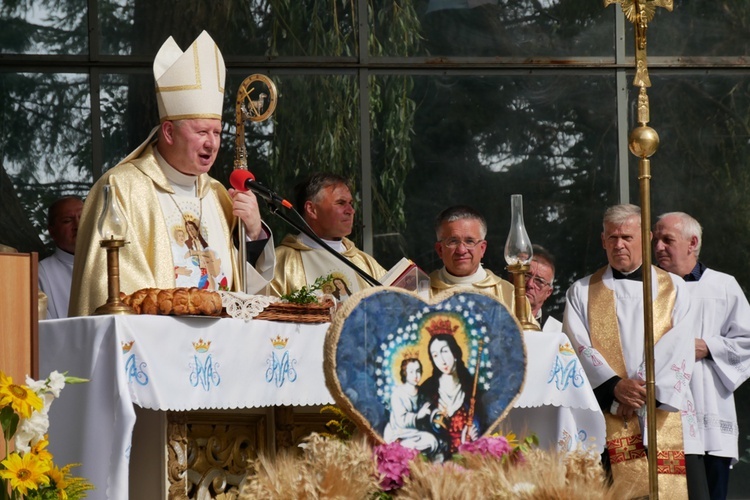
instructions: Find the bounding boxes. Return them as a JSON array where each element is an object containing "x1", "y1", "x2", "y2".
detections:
[
  {"x1": 0, "y1": 452, "x2": 51, "y2": 495},
  {"x1": 0, "y1": 372, "x2": 44, "y2": 418},
  {"x1": 47, "y1": 464, "x2": 70, "y2": 500},
  {"x1": 31, "y1": 435, "x2": 54, "y2": 463}
]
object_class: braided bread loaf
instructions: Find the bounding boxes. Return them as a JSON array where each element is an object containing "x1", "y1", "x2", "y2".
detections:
[{"x1": 122, "y1": 287, "x2": 223, "y2": 316}]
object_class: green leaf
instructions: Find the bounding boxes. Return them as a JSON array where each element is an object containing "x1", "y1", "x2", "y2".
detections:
[
  {"x1": 280, "y1": 273, "x2": 334, "y2": 304},
  {"x1": 0, "y1": 406, "x2": 19, "y2": 440}
]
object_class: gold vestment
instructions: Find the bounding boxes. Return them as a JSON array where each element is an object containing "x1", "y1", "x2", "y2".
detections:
[
  {"x1": 268, "y1": 234, "x2": 386, "y2": 297},
  {"x1": 588, "y1": 265, "x2": 686, "y2": 499},
  {"x1": 69, "y1": 144, "x2": 260, "y2": 317}
]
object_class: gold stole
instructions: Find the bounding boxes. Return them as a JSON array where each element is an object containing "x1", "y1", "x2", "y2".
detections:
[{"x1": 588, "y1": 266, "x2": 687, "y2": 499}]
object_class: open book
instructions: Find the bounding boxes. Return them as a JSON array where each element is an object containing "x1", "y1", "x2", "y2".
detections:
[{"x1": 380, "y1": 257, "x2": 430, "y2": 293}]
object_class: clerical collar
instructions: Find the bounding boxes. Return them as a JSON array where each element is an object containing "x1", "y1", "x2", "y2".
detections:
[
  {"x1": 154, "y1": 148, "x2": 198, "y2": 197},
  {"x1": 298, "y1": 232, "x2": 345, "y2": 253},
  {"x1": 438, "y1": 266, "x2": 487, "y2": 285},
  {"x1": 612, "y1": 266, "x2": 643, "y2": 281},
  {"x1": 683, "y1": 262, "x2": 706, "y2": 282}
]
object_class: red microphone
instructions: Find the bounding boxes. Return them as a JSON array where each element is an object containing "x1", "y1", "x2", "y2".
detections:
[{"x1": 229, "y1": 170, "x2": 293, "y2": 209}]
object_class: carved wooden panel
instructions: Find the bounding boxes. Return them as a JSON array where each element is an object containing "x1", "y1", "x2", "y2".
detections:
[
  {"x1": 167, "y1": 411, "x2": 267, "y2": 499},
  {"x1": 289, "y1": 410, "x2": 336, "y2": 449}
]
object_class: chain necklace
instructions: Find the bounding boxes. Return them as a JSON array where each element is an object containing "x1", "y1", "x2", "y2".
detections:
[{"x1": 168, "y1": 183, "x2": 203, "y2": 237}]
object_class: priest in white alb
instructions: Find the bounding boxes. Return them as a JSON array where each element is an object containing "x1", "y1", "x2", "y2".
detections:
[
  {"x1": 654, "y1": 211, "x2": 750, "y2": 500},
  {"x1": 563, "y1": 204, "x2": 706, "y2": 498},
  {"x1": 38, "y1": 196, "x2": 83, "y2": 319},
  {"x1": 69, "y1": 31, "x2": 275, "y2": 317}
]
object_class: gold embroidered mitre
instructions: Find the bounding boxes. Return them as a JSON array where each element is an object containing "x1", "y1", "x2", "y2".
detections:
[{"x1": 154, "y1": 30, "x2": 226, "y2": 122}]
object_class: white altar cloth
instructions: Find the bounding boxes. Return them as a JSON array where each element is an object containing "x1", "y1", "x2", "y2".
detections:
[
  {"x1": 505, "y1": 331, "x2": 606, "y2": 453},
  {"x1": 39, "y1": 316, "x2": 604, "y2": 499}
]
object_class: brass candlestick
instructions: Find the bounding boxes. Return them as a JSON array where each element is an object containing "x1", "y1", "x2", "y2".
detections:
[
  {"x1": 506, "y1": 262, "x2": 539, "y2": 331},
  {"x1": 92, "y1": 183, "x2": 134, "y2": 315},
  {"x1": 93, "y1": 237, "x2": 133, "y2": 315},
  {"x1": 504, "y1": 194, "x2": 540, "y2": 331}
]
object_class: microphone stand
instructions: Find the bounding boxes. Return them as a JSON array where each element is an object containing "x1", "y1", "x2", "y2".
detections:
[{"x1": 262, "y1": 199, "x2": 382, "y2": 287}]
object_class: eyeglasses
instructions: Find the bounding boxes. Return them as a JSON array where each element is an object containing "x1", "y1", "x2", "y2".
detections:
[
  {"x1": 440, "y1": 237, "x2": 484, "y2": 249},
  {"x1": 524, "y1": 273, "x2": 552, "y2": 289}
]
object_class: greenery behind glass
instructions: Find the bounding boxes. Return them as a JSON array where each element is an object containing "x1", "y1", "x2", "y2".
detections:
[{"x1": 4, "y1": 2, "x2": 750, "y2": 495}]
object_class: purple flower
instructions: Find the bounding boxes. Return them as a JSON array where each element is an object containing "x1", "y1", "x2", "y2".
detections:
[
  {"x1": 457, "y1": 436, "x2": 512, "y2": 459},
  {"x1": 374, "y1": 441, "x2": 419, "y2": 491}
]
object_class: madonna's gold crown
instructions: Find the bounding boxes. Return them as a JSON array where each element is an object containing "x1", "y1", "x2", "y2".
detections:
[{"x1": 154, "y1": 31, "x2": 226, "y2": 122}]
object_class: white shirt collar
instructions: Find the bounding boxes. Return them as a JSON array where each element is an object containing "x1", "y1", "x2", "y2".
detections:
[
  {"x1": 298, "y1": 232, "x2": 345, "y2": 253},
  {"x1": 438, "y1": 265, "x2": 487, "y2": 285},
  {"x1": 154, "y1": 147, "x2": 197, "y2": 196}
]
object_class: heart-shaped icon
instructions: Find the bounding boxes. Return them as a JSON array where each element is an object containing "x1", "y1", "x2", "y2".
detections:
[{"x1": 324, "y1": 288, "x2": 526, "y2": 461}]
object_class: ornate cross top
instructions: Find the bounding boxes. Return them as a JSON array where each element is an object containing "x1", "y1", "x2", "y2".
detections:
[{"x1": 605, "y1": 0, "x2": 673, "y2": 88}]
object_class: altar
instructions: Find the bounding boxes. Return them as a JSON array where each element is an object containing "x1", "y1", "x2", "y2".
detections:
[{"x1": 40, "y1": 315, "x2": 604, "y2": 499}]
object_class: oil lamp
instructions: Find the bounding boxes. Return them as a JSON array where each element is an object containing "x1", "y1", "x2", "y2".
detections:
[
  {"x1": 504, "y1": 194, "x2": 539, "y2": 331},
  {"x1": 93, "y1": 184, "x2": 134, "y2": 315}
]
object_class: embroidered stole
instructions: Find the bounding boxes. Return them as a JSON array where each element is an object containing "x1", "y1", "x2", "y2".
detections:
[{"x1": 588, "y1": 266, "x2": 687, "y2": 499}]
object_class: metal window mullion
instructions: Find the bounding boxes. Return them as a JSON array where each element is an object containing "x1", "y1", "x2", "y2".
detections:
[
  {"x1": 88, "y1": 0, "x2": 103, "y2": 181},
  {"x1": 358, "y1": 0, "x2": 374, "y2": 254},
  {"x1": 615, "y1": 6, "x2": 630, "y2": 204}
]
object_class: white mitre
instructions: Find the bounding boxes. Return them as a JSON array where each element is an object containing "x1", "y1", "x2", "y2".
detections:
[
  {"x1": 116, "y1": 31, "x2": 226, "y2": 166},
  {"x1": 154, "y1": 30, "x2": 226, "y2": 122}
]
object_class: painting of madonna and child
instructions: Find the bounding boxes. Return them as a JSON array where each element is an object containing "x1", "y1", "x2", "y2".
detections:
[{"x1": 324, "y1": 288, "x2": 526, "y2": 462}]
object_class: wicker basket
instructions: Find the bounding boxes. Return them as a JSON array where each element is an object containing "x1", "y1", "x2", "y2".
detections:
[{"x1": 255, "y1": 299, "x2": 334, "y2": 323}]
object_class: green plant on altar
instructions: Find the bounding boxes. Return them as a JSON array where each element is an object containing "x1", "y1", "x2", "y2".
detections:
[
  {"x1": 0, "y1": 370, "x2": 93, "y2": 499},
  {"x1": 280, "y1": 273, "x2": 333, "y2": 305}
]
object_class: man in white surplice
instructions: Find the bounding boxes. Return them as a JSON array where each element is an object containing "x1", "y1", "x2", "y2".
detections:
[
  {"x1": 38, "y1": 196, "x2": 83, "y2": 319},
  {"x1": 654, "y1": 211, "x2": 750, "y2": 500},
  {"x1": 563, "y1": 204, "x2": 706, "y2": 498},
  {"x1": 268, "y1": 172, "x2": 386, "y2": 298}
]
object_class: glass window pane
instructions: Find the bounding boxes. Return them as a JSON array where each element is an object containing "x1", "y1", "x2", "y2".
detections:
[
  {"x1": 0, "y1": 2, "x2": 87, "y2": 55},
  {"x1": 637, "y1": 71, "x2": 750, "y2": 288},
  {"x1": 1, "y1": 72, "x2": 91, "y2": 250},
  {"x1": 100, "y1": 72, "x2": 157, "y2": 173},
  {"x1": 376, "y1": 1, "x2": 615, "y2": 58},
  {"x1": 99, "y1": 0, "x2": 358, "y2": 58},
  {"x1": 236, "y1": 72, "x2": 362, "y2": 243},
  {"x1": 372, "y1": 73, "x2": 620, "y2": 318}
]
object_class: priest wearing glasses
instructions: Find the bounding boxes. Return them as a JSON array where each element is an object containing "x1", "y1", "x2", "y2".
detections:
[
  {"x1": 428, "y1": 205, "x2": 534, "y2": 325},
  {"x1": 524, "y1": 244, "x2": 562, "y2": 332}
]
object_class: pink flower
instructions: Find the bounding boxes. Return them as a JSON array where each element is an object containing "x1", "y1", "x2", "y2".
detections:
[
  {"x1": 457, "y1": 435, "x2": 512, "y2": 459},
  {"x1": 374, "y1": 441, "x2": 419, "y2": 491}
]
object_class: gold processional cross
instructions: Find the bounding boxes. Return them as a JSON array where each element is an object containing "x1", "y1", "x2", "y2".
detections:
[
  {"x1": 604, "y1": 0, "x2": 673, "y2": 125},
  {"x1": 604, "y1": 1, "x2": 675, "y2": 497}
]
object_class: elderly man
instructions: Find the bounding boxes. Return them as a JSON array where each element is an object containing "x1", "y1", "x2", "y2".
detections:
[
  {"x1": 654, "y1": 212, "x2": 750, "y2": 500},
  {"x1": 38, "y1": 196, "x2": 83, "y2": 319},
  {"x1": 563, "y1": 204, "x2": 706, "y2": 498},
  {"x1": 429, "y1": 205, "x2": 517, "y2": 311},
  {"x1": 69, "y1": 31, "x2": 275, "y2": 317},
  {"x1": 268, "y1": 172, "x2": 386, "y2": 297},
  {"x1": 525, "y1": 244, "x2": 562, "y2": 332}
]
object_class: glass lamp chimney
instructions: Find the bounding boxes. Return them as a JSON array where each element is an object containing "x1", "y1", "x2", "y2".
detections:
[
  {"x1": 97, "y1": 184, "x2": 128, "y2": 240},
  {"x1": 504, "y1": 194, "x2": 533, "y2": 265}
]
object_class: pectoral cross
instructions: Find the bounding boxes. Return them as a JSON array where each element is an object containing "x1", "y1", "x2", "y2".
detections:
[{"x1": 604, "y1": 0, "x2": 673, "y2": 88}]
